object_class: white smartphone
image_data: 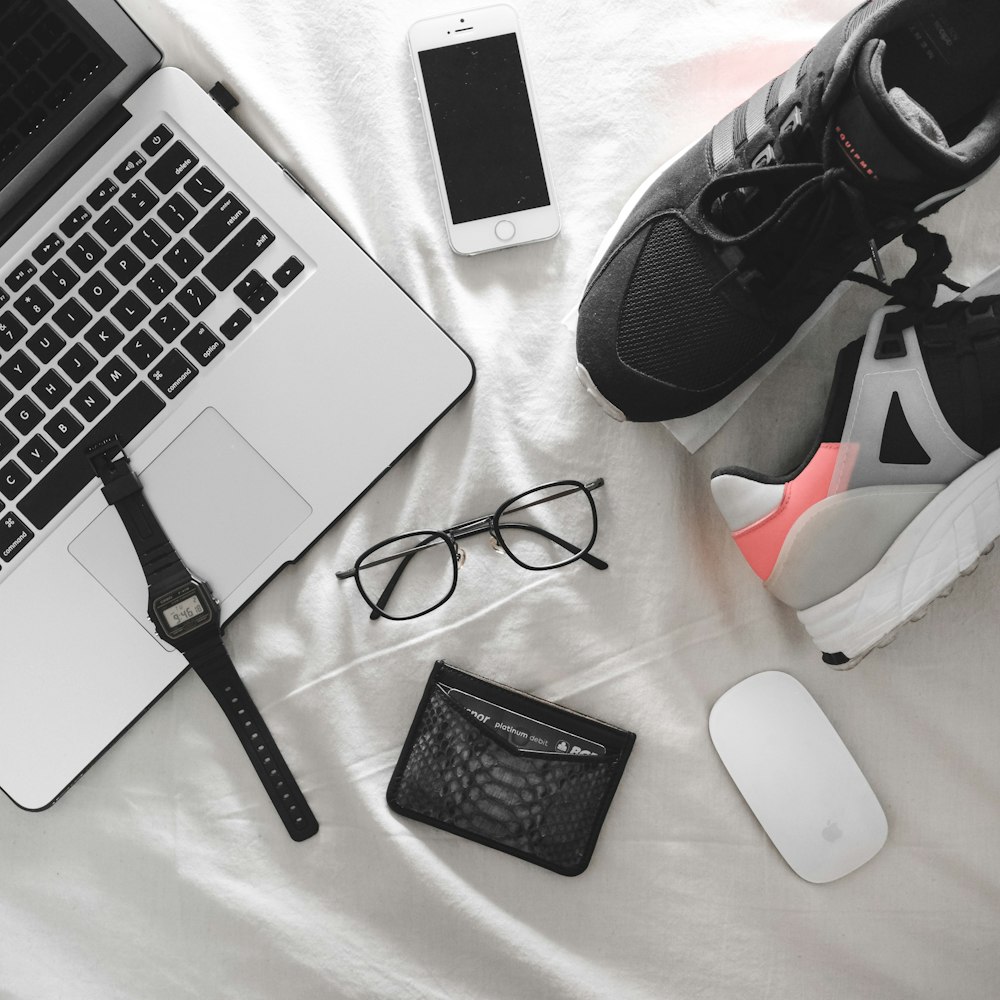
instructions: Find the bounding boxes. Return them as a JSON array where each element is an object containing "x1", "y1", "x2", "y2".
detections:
[{"x1": 408, "y1": 5, "x2": 560, "y2": 255}]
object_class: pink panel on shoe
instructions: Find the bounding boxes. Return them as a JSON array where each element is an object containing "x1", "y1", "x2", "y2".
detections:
[{"x1": 732, "y1": 443, "x2": 841, "y2": 580}]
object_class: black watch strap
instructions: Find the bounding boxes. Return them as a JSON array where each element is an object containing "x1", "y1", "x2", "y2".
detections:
[
  {"x1": 188, "y1": 634, "x2": 319, "y2": 841},
  {"x1": 87, "y1": 436, "x2": 318, "y2": 842}
]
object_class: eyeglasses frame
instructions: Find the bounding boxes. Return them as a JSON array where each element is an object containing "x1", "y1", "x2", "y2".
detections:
[{"x1": 336, "y1": 478, "x2": 606, "y2": 621}]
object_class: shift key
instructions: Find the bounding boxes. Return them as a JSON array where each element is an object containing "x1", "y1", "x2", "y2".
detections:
[
  {"x1": 202, "y1": 219, "x2": 274, "y2": 290},
  {"x1": 190, "y1": 193, "x2": 249, "y2": 252}
]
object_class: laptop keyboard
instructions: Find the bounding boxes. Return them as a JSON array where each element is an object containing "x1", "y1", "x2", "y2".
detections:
[{"x1": 0, "y1": 122, "x2": 306, "y2": 568}]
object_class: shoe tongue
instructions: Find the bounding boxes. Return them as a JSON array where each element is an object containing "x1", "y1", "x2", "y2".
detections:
[{"x1": 831, "y1": 38, "x2": 947, "y2": 184}]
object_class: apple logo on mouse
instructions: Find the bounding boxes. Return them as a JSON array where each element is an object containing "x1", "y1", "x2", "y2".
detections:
[{"x1": 822, "y1": 821, "x2": 843, "y2": 843}]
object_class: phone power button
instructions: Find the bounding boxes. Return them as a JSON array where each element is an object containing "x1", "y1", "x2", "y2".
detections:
[{"x1": 495, "y1": 220, "x2": 516, "y2": 241}]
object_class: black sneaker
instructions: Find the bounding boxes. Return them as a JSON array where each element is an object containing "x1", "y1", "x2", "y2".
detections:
[
  {"x1": 574, "y1": 0, "x2": 1000, "y2": 424},
  {"x1": 711, "y1": 293, "x2": 1000, "y2": 668}
]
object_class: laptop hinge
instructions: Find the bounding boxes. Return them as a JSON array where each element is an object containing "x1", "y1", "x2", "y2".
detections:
[{"x1": 0, "y1": 105, "x2": 132, "y2": 251}]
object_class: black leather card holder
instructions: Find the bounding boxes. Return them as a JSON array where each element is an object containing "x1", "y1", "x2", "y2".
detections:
[{"x1": 387, "y1": 661, "x2": 635, "y2": 876}]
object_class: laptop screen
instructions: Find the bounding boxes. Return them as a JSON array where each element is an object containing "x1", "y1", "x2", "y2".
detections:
[
  {"x1": 0, "y1": 0, "x2": 160, "y2": 243},
  {"x1": 0, "y1": 0, "x2": 125, "y2": 192}
]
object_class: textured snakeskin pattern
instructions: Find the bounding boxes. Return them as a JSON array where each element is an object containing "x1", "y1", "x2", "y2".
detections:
[{"x1": 390, "y1": 687, "x2": 617, "y2": 871}]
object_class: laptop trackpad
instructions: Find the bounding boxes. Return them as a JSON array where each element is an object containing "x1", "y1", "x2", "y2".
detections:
[{"x1": 70, "y1": 408, "x2": 312, "y2": 643}]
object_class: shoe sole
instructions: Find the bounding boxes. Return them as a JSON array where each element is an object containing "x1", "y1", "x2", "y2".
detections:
[
  {"x1": 568, "y1": 143, "x2": 973, "y2": 451},
  {"x1": 797, "y1": 447, "x2": 1000, "y2": 667}
]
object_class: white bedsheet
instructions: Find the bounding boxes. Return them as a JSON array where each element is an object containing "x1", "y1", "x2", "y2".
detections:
[{"x1": 3, "y1": 1, "x2": 1000, "y2": 997}]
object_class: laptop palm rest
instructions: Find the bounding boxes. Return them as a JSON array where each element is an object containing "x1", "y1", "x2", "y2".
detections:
[{"x1": 69, "y1": 407, "x2": 312, "y2": 644}]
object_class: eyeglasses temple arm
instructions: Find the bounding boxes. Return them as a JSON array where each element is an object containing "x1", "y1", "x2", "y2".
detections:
[
  {"x1": 500, "y1": 521, "x2": 608, "y2": 570},
  {"x1": 366, "y1": 547, "x2": 424, "y2": 621},
  {"x1": 501, "y1": 479, "x2": 604, "y2": 519}
]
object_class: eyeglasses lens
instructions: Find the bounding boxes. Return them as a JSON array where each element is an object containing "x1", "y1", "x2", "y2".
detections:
[
  {"x1": 356, "y1": 532, "x2": 455, "y2": 619},
  {"x1": 496, "y1": 483, "x2": 595, "y2": 569}
]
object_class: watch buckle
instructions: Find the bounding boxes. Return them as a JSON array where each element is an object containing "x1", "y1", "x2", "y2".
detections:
[{"x1": 86, "y1": 434, "x2": 143, "y2": 503}]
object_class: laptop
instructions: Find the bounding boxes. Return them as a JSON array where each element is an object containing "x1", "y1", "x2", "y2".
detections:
[{"x1": 0, "y1": 0, "x2": 475, "y2": 810}]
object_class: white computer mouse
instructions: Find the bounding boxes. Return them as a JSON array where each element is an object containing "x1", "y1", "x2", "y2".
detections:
[{"x1": 709, "y1": 671, "x2": 887, "y2": 883}]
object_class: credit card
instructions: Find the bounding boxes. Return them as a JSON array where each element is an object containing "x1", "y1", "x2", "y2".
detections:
[{"x1": 438, "y1": 684, "x2": 606, "y2": 757}]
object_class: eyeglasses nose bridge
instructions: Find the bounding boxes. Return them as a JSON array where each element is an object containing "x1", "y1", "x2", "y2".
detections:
[{"x1": 489, "y1": 529, "x2": 503, "y2": 553}]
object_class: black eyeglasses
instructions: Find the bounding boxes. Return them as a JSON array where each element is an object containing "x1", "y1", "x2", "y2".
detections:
[{"x1": 336, "y1": 479, "x2": 607, "y2": 621}]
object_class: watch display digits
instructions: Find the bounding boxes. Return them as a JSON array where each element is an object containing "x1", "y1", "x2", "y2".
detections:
[
  {"x1": 152, "y1": 581, "x2": 212, "y2": 639},
  {"x1": 87, "y1": 435, "x2": 319, "y2": 842}
]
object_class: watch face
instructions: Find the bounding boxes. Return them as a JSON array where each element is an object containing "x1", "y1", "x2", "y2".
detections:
[{"x1": 152, "y1": 580, "x2": 214, "y2": 641}]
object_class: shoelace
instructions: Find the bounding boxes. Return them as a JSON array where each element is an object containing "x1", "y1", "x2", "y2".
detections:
[
  {"x1": 849, "y1": 224, "x2": 967, "y2": 310},
  {"x1": 698, "y1": 161, "x2": 965, "y2": 309}
]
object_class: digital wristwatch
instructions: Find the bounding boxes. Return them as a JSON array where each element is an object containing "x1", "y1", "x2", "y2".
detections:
[{"x1": 87, "y1": 435, "x2": 318, "y2": 842}]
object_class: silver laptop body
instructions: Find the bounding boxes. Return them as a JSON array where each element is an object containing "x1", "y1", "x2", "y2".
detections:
[{"x1": 0, "y1": 0, "x2": 474, "y2": 809}]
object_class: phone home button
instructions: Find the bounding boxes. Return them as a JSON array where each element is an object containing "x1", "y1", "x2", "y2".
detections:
[{"x1": 495, "y1": 220, "x2": 516, "y2": 241}]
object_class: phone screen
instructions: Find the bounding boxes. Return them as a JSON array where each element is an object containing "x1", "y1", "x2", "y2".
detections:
[{"x1": 418, "y1": 33, "x2": 550, "y2": 224}]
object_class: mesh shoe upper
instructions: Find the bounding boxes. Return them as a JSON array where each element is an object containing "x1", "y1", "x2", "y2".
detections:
[{"x1": 576, "y1": 0, "x2": 1000, "y2": 421}]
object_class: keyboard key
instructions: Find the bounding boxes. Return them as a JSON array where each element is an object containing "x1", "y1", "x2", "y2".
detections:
[
  {"x1": 0, "y1": 511, "x2": 33, "y2": 561},
  {"x1": 163, "y1": 238, "x2": 204, "y2": 279},
  {"x1": 182, "y1": 323, "x2": 224, "y2": 366},
  {"x1": 158, "y1": 193, "x2": 197, "y2": 233},
  {"x1": 93, "y1": 207, "x2": 132, "y2": 247},
  {"x1": 234, "y1": 270, "x2": 277, "y2": 315},
  {"x1": 110, "y1": 291, "x2": 150, "y2": 331},
  {"x1": 67, "y1": 233, "x2": 106, "y2": 273},
  {"x1": 202, "y1": 219, "x2": 274, "y2": 290},
  {"x1": 71, "y1": 382, "x2": 110, "y2": 421},
  {"x1": 141, "y1": 125, "x2": 173, "y2": 157},
  {"x1": 0, "y1": 310, "x2": 28, "y2": 350},
  {"x1": 79, "y1": 272, "x2": 118, "y2": 311},
  {"x1": 184, "y1": 167, "x2": 223, "y2": 207},
  {"x1": 40, "y1": 259, "x2": 80, "y2": 299},
  {"x1": 146, "y1": 141, "x2": 198, "y2": 194},
  {"x1": 220, "y1": 308, "x2": 251, "y2": 340},
  {"x1": 17, "y1": 435, "x2": 56, "y2": 475},
  {"x1": 0, "y1": 289, "x2": 7, "y2": 308},
  {"x1": 87, "y1": 177, "x2": 119, "y2": 211},
  {"x1": 0, "y1": 423, "x2": 15, "y2": 458},
  {"x1": 32, "y1": 371, "x2": 71, "y2": 410},
  {"x1": 273, "y1": 256, "x2": 304, "y2": 288},
  {"x1": 32, "y1": 233, "x2": 64, "y2": 265},
  {"x1": 14, "y1": 286, "x2": 53, "y2": 324},
  {"x1": 44, "y1": 409, "x2": 83, "y2": 449},
  {"x1": 132, "y1": 220, "x2": 170, "y2": 259},
  {"x1": 176, "y1": 277, "x2": 215, "y2": 317},
  {"x1": 149, "y1": 349, "x2": 199, "y2": 398},
  {"x1": 120, "y1": 180, "x2": 159, "y2": 221},
  {"x1": 26, "y1": 324, "x2": 64, "y2": 365},
  {"x1": 0, "y1": 350, "x2": 38, "y2": 390},
  {"x1": 51, "y1": 298, "x2": 92, "y2": 338},
  {"x1": 85, "y1": 317, "x2": 124, "y2": 357},
  {"x1": 106, "y1": 247, "x2": 144, "y2": 285},
  {"x1": 136, "y1": 264, "x2": 176, "y2": 304},
  {"x1": 114, "y1": 150, "x2": 146, "y2": 183},
  {"x1": 97, "y1": 357, "x2": 136, "y2": 396},
  {"x1": 59, "y1": 344, "x2": 98, "y2": 383},
  {"x1": 20, "y1": 383, "x2": 165, "y2": 529},
  {"x1": 0, "y1": 461, "x2": 31, "y2": 501},
  {"x1": 6, "y1": 260, "x2": 36, "y2": 292},
  {"x1": 60, "y1": 205, "x2": 92, "y2": 238},
  {"x1": 190, "y1": 193, "x2": 248, "y2": 252},
  {"x1": 6, "y1": 397, "x2": 43, "y2": 435},
  {"x1": 149, "y1": 303, "x2": 189, "y2": 342},
  {"x1": 123, "y1": 330, "x2": 162, "y2": 369}
]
